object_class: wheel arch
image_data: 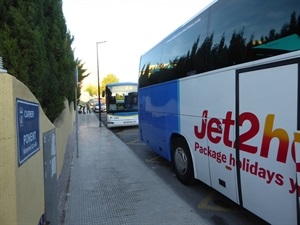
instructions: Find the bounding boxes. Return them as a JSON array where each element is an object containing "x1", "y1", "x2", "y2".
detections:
[
  {"x1": 170, "y1": 133, "x2": 196, "y2": 183},
  {"x1": 170, "y1": 133, "x2": 194, "y2": 162}
]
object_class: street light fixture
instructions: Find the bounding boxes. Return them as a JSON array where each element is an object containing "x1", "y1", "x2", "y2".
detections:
[{"x1": 96, "y1": 41, "x2": 107, "y2": 127}]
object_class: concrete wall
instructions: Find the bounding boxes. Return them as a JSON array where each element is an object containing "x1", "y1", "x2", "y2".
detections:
[
  {"x1": 54, "y1": 99, "x2": 75, "y2": 179},
  {"x1": 0, "y1": 73, "x2": 75, "y2": 225}
]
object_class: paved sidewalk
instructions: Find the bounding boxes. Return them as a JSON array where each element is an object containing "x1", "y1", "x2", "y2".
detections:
[{"x1": 63, "y1": 113, "x2": 209, "y2": 225}]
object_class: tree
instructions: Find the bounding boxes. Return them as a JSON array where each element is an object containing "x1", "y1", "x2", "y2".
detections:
[
  {"x1": 76, "y1": 59, "x2": 90, "y2": 103},
  {"x1": 0, "y1": 0, "x2": 77, "y2": 122},
  {"x1": 100, "y1": 73, "x2": 119, "y2": 94},
  {"x1": 85, "y1": 84, "x2": 98, "y2": 97}
]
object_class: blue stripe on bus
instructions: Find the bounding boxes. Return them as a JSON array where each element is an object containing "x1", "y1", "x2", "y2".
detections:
[
  {"x1": 139, "y1": 80, "x2": 180, "y2": 160},
  {"x1": 109, "y1": 111, "x2": 138, "y2": 116}
]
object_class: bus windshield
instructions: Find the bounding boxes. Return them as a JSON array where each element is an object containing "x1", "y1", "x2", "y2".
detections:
[{"x1": 106, "y1": 83, "x2": 138, "y2": 112}]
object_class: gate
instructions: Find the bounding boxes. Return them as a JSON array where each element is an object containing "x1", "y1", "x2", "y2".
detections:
[{"x1": 43, "y1": 129, "x2": 58, "y2": 225}]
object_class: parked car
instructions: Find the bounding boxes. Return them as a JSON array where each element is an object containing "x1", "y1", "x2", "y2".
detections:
[{"x1": 93, "y1": 102, "x2": 106, "y2": 112}]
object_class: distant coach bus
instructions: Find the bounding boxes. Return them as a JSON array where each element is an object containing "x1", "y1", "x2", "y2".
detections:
[{"x1": 138, "y1": 0, "x2": 300, "y2": 224}]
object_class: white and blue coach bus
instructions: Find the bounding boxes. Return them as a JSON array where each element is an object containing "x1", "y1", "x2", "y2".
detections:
[
  {"x1": 105, "y1": 82, "x2": 138, "y2": 128},
  {"x1": 138, "y1": 0, "x2": 300, "y2": 224}
]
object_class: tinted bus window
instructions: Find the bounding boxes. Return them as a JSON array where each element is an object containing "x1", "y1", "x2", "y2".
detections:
[
  {"x1": 139, "y1": 9, "x2": 210, "y2": 88},
  {"x1": 160, "y1": 9, "x2": 210, "y2": 80},
  {"x1": 208, "y1": 0, "x2": 300, "y2": 70},
  {"x1": 138, "y1": 44, "x2": 162, "y2": 88},
  {"x1": 139, "y1": 0, "x2": 300, "y2": 88}
]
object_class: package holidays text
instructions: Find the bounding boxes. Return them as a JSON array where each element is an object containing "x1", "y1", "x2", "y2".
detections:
[{"x1": 193, "y1": 110, "x2": 299, "y2": 194}]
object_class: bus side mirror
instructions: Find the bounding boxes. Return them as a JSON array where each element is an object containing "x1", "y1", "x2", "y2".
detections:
[{"x1": 102, "y1": 91, "x2": 105, "y2": 97}]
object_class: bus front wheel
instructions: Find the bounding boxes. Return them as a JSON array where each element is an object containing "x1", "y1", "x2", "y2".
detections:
[{"x1": 171, "y1": 137, "x2": 194, "y2": 185}]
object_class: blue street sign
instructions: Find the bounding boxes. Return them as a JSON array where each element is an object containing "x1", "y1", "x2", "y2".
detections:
[{"x1": 16, "y1": 98, "x2": 40, "y2": 166}]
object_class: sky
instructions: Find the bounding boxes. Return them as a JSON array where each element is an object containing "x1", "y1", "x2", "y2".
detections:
[{"x1": 62, "y1": 0, "x2": 214, "y2": 87}]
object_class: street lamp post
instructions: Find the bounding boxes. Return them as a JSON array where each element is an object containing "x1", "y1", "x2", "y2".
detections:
[{"x1": 96, "y1": 41, "x2": 106, "y2": 127}]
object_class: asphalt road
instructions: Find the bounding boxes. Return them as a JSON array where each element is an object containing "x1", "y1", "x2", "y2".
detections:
[{"x1": 98, "y1": 112, "x2": 269, "y2": 225}]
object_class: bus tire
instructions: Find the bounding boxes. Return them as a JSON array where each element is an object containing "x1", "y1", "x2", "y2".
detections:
[{"x1": 171, "y1": 137, "x2": 194, "y2": 185}]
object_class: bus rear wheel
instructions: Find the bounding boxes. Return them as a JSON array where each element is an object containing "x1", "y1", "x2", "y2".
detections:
[{"x1": 171, "y1": 137, "x2": 194, "y2": 185}]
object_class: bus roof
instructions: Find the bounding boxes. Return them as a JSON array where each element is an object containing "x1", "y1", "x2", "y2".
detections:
[{"x1": 106, "y1": 82, "x2": 137, "y2": 87}]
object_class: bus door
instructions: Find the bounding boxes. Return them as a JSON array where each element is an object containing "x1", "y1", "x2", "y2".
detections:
[
  {"x1": 206, "y1": 115, "x2": 238, "y2": 203},
  {"x1": 204, "y1": 71, "x2": 238, "y2": 203},
  {"x1": 237, "y1": 60, "x2": 298, "y2": 225},
  {"x1": 182, "y1": 71, "x2": 239, "y2": 203}
]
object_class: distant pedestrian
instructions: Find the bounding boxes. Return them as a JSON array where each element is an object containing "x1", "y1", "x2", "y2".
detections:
[
  {"x1": 79, "y1": 103, "x2": 83, "y2": 113},
  {"x1": 86, "y1": 102, "x2": 91, "y2": 113}
]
